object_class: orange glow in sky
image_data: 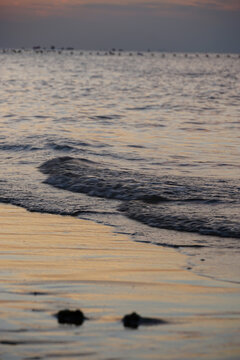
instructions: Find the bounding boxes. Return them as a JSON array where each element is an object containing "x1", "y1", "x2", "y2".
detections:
[{"x1": 1, "y1": 0, "x2": 240, "y2": 18}]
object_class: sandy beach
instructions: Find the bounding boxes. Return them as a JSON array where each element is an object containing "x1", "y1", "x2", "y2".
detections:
[{"x1": 0, "y1": 203, "x2": 239, "y2": 360}]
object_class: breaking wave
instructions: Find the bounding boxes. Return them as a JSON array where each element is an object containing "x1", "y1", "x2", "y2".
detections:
[{"x1": 39, "y1": 156, "x2": 240, "y2": 239}]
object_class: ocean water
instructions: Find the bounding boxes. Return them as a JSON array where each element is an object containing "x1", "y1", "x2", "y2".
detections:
[{"x1": 0, "y1": 49, "x2": 239, "y2": 282}]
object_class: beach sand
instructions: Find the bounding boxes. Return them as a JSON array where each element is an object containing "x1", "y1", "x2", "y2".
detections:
[{"x1": 0, "y1": 204, "x2": 239, "y2": 360}]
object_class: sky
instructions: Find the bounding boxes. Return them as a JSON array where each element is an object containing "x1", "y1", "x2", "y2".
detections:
[{"x1": 0, "y1": 0, "x2": 239, "y2": 52}]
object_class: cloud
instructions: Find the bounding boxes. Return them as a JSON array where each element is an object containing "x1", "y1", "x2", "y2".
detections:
[
  {"x1": 76, "y1": 1, "x2": 240, "y2": 14},
  {"x1": 0, "y1": 0, "x2": 239, "y2": 52},
  {"x1": 0, "y1": 0, "x2": 239, "y2": 20},
  {"x1": 186, "y1": 0, "x2": 240, "y2": 11}
]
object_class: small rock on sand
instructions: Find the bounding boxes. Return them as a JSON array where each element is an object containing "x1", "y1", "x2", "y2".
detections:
[
  {"x1": 122, "y1": 312, "x2": 167, "y2": 329},
  {"x1": 55, "y1": 309, "x2": 87, "y2": 326}
]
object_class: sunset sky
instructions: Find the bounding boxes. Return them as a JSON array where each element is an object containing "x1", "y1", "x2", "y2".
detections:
[{"x1": 0, "y1": 0, "x2": 239, "y2": 51}]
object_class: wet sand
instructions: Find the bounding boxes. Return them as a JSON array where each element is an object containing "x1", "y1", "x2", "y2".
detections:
[{"x1": 0, "y1": 204, "x2": 239, "y2": 360}]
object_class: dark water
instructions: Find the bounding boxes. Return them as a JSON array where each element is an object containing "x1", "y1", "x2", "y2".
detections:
[
  {"x1": 0, "y1": 49, "x2": 239, "y2": 282},
  {"x1": 40, "y1": 156, "x2": 240, "y2": 239}
]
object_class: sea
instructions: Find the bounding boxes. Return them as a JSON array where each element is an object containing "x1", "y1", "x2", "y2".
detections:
[{"x1": 0, "y1": 49, "x2": 239, "y2": 283}]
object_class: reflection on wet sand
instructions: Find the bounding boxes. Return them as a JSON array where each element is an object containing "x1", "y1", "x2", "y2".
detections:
[{"x1": 0, "y1": 204, "x2": 240, "y2": 359}]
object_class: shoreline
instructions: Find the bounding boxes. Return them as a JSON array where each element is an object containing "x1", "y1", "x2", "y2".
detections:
[{"x1": 0, "y1": 203, "x2": 240, "y2": 359}]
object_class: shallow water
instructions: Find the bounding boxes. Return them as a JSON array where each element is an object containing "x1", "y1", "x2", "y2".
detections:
[{"x1": 0, "y1": 50, "x2": 239, "y2": 282}]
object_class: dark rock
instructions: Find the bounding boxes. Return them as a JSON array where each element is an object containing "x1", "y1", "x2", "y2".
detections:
[
  {"x1": 55, "y1": 309, "x2": 87, "y2": 326},
  {"x1": 122, "y1": 312, "x2": 167, "y2": 329},
  {"x1": 122, "y1": 312, "x2": 141, "y2": 329}
]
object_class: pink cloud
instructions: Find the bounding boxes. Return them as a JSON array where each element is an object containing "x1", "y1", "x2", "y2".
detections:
[{"x1": 0, "y1": 0, "x2": 239, "y2": 20}]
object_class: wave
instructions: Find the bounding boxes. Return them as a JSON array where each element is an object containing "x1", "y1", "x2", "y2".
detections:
[
  {"x1": 119, "y1": 201, "x2": 240, "y2": 238},
  {"x1": 39, "y1": 157, "x2": 240, "y2": 239},
  {"x1": 0, "y1": 143, "x2": 40, "y2": 152},
  {"x1": 90, "y1": 115, "x2": 122, "y2": 120}
]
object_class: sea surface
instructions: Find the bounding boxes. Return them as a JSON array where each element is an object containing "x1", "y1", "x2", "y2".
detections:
[{"x1": 0, "y1": 49, "x2": 239, "y2": 282}]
